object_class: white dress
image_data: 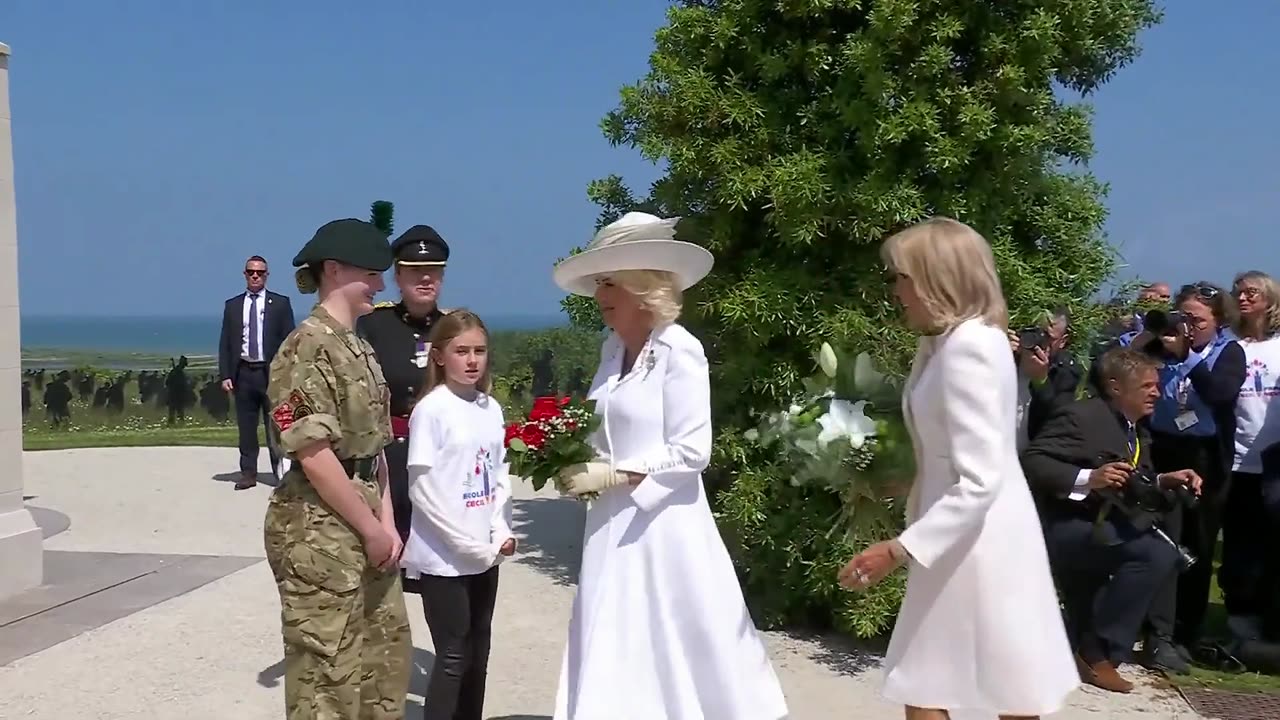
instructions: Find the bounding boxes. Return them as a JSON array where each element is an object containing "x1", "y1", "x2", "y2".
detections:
[
  {"x1": 885, "y1": 319, "x2": 1078, "y2": 715},
  {"x1": 553, "y1": 323, "x2": 789, "y2": 720}
]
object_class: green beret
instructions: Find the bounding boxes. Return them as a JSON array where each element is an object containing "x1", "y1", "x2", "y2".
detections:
[{"x1": 292, "y1": 219, "x2": 394, "y2": 294}]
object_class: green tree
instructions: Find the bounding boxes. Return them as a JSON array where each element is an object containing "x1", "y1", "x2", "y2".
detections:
[
  {"x1": 576, "y1": 0, "x2": 1161, "y2": 637},
  {"x1": 370, "y1": 200, "x2": 395, "y2": 237}
]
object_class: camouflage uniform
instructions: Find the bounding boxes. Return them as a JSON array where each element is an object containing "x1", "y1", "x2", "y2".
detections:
[{"x1": 264, "y1": 304, "x2": 411, "y2": 719}]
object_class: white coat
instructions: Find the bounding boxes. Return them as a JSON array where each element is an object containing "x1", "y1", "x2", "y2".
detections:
[
  {"x1": 553, "y1": 323, "x2": 789, "y2": 720},
  {"x1": 886, "y1": 318, "x2": 1078, "y2": 715}
]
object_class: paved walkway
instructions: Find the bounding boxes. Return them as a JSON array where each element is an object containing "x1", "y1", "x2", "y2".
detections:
[{"x1": 1, "y1": 447, "x2": 1199, "y2": 719}]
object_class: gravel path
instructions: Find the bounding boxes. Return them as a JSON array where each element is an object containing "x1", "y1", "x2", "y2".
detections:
[{"x1": 1, "y1": 447, "x2": 1199, "y2": 719}]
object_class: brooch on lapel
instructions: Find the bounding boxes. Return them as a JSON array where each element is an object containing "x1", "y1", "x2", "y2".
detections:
[{"x1": 641, "y1": 347, "x2": 658, "y2": 379}]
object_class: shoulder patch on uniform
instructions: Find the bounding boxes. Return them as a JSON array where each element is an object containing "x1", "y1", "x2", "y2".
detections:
[
  {"x1": 272, "y1": 389, "x2": 315, "y2": 431},
  {"x1": 439, "y1": 307, "x2": 455, "y2": 314},
  {"x1": 374, "y1": 301, "x2": 396, "y2": 309}
]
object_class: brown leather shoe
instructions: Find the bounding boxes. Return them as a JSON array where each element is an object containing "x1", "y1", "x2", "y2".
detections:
[
  {"x1": 1076, "y1": 654, "x2": 1133, "y2": 693},
  {"x1": 234, "y1": 472, "x2": 257, "y2": 491}
]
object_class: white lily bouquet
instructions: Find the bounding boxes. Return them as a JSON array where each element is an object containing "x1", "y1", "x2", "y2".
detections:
[{"x1": 744, "y1": 342, "x2": 915, "y2": 539}]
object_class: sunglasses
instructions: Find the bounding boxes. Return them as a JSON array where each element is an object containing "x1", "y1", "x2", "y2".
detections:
[
  {"x1": 1236, "y1": 287, "x2": 1262, "y2": 299},
  {"x1": 244, "y1": 269, "x2": 267, "y2": 277},
  {"x1": 1181, "y1": 284, "x2": 1219, "y2": 301}
]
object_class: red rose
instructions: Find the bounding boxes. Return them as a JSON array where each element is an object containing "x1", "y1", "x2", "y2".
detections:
[
  {"x1": 529, "y1": 396, "x2": 562, "y2": 421},
  {"x1": 503, "y1": 423, "x2": 523, "y2": 446},
  {"x1": 519, "y1": 424, "x2": 547, "y2": 450}
]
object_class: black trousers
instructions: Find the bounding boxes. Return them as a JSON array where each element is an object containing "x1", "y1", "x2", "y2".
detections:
[
  {"x1": 1044, "y1": 514, "x2": 1181, "y2": 663},
  {"x1": 1222, "y1": 471, "x2": 1280, "y2": 636},
  {"x1": 385, "y1": 438, "x2": 413, "y2": 543},
  {"x1": 385, "y1": 438, "x2": 427, "y2": 595},
  {"x1": 1149, "y1": 432, "x2": 1231, "y2": 645},
  {"x1": 233, "y1": 361, "x2": 276, "y2": 475},
  {"x1": 418, "y1": 567, "x2": 500, "y2": 720}
]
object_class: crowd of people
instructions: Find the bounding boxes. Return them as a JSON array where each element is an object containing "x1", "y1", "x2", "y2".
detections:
[
  {"x1": 220, "y1": 211, "x2": 1278, "y2": 719},
  {"x1": 1013, "y1": 273, "x2": 1280, "y2": 692}
]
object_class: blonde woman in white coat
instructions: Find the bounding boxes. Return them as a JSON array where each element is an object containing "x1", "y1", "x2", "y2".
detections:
[
  {"x1": 547, "y1": 212, "x2": 788, "y2": 720},
  {"x1": 839, "y1": 217, "x2": 1078, "y2": 720}
]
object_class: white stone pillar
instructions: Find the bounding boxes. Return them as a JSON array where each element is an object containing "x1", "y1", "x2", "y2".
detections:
[{"x1": 0, "y1": 41, "x2": 43, "y2": 599}]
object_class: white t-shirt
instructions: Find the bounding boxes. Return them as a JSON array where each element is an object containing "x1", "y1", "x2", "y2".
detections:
[
  {"x1": 1233, "y1": 335, "x2": 1280, "y2": 473},
  {"x1": 401, "y1": 385, "x2": 513, "y2": 578}
]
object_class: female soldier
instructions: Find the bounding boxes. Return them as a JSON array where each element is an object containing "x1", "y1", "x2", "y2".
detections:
[{"x1": 264, "y1": 218, "x2": 411, "y2": 720}]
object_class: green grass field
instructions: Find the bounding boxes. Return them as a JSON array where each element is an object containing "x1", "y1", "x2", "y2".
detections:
[{"x1": 22, "y1": 369, "x2": 242, "y2": 451}]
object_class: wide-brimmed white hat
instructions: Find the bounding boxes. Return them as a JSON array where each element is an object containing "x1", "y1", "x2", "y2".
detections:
[{"x1": 553, "y1": 212, "x2": 714, "y2": 297}]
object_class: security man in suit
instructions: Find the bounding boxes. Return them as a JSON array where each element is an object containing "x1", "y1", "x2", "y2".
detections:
[
  {"x1": 218, "y1": 254, "x2": 296, "y2": 489},
  {"x1": 357, "y1": 225, "x2": 451, "y2": 583}
]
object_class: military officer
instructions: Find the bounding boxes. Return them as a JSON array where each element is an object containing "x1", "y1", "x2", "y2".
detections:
[
  {"x1": 357, "y1": 224, "x2": 450, "y2": 557},
  {"x1": 264, "y1": 218, "x2": 411, "y2": 720}
]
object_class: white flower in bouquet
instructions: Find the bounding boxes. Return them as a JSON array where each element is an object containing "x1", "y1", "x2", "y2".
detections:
[
  {"x1": 818, "y1": 342, "x2": 839, "y2": 378},
  {"x1": 816, "y1": 399, "x2": 877, "y2": 450},
  {"x1": 745, "y1": 342, "x2": 915, "y2": 538}
]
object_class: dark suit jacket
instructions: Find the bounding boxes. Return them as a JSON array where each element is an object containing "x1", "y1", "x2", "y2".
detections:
[
  {"x1": 218, "y1": 290, "x2": 295, "y2": 381},
  {"x1": 1021, "y1": 396, "x2": 1156, "y2": 542},
  {"x1": 1026, "y1": 348, "x2": 1084, "y2": 439}
]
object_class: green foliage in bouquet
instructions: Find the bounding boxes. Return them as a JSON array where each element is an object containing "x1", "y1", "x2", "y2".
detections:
[
  {"x1": 714, "y1": 431, "x2": 906, "y2": 639},
  {"x1": 746, "y1": 344, "x2": 914, "y2": 542},
  {"x1": 572, "y1": 0, "x2": 1161, "y2": 638}
]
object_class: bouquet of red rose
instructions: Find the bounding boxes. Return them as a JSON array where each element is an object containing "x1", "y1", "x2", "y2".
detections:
[{"x1": 504, "y1": 396, "x2": 602, "y2": 497}]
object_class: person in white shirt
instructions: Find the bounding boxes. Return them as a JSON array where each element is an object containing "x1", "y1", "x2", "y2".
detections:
[
  {"x1": 402, "y1": 309, "x2": 515, "y2": 720},
  {"x1": 841, "y1": 217, "x2": 1078, "y2": 719},
  {"x1": 548, "y1": 212, "x2": 789, "y2": 720},
  {"x1": 1221, "y1": 270, "x2": 1280, "y2": 642}
]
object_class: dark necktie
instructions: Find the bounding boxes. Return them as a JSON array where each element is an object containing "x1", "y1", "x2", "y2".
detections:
[
  {"x1": 1126, "y1": 423, "x2": 1138, "y2": 464},
  {"x1": 248, "y1": 293, "x2": 260, "y2": 361}
]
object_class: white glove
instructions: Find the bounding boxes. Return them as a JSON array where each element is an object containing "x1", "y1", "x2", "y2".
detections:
[{"x1": 558, "y1": 462, "x2": 628, "y2": 495}]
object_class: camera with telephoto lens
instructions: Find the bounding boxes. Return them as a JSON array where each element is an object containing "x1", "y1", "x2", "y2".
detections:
[
  {"x1": 1120, "y1": 468, "x2": 1198, "y2": 514},
  {"x1": 1017, "y1": 326, "x2": 1050, "y2": 352},
  {"x1": 1143, "y1": 308, "x2": 1188, "y2": 336},
  {"x1": 1099, "y1": 468, "x2": 1199, "y2": 571}
]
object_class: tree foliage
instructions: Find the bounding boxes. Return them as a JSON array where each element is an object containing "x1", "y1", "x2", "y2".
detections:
[
  {"x1": 579, "y1": 0, "x2": 1161, "y2": 636},
  {"x1": 370, "y1": 200, "x2": 395, "y2": 238}
]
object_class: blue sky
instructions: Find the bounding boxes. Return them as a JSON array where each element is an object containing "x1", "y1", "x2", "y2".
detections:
[{"x1": 1, "y1": 2, "x2": 1275, "y2": 318}]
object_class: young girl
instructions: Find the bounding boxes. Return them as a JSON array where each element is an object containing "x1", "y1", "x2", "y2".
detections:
[{"x1": 401, "y1": 309, "x2": 515, "y2": 720}]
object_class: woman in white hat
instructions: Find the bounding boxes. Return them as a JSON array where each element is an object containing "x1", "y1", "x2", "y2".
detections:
[{"x1": 550, "y1": 213, "x2": 788, "y2": 720}]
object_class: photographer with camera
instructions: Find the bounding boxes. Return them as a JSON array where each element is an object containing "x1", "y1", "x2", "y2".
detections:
[
  {"x1": 1022, "y1": 348, "x2": 1203, "y2": 693},
  {"x1": 1134, "y1": 283, "x2": 1246, "y2": 671},
  {"x1": 1086, "y1": 283, "x2": 1175, "y2": 397},
  {"x1": 1008, "y1": 306, "x2": 1082, "y2": 442}
]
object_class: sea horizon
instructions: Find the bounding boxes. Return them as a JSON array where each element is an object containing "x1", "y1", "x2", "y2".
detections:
[{"x1": 20, "y1": 312, "x2": 567, "y2": 361}]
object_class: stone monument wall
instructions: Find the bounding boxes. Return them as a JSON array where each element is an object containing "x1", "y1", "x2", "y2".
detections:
[{"x1": 0, "y1": 41, "x2": 44, "y2": 599}]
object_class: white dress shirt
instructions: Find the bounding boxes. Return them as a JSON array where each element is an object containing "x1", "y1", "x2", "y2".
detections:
[{"x1": 240, "y1": 291, "x2": 266, "y2": 362}]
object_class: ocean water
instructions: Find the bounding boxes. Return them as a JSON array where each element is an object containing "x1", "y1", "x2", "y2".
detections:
[{"x1": 20, "y1": 313, "x2": 565, "y2": 356}]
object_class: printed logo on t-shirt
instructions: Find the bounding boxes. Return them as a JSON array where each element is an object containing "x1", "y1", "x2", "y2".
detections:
[
  {"x1": 463, "y1": 447, "x2": 496, "y2": 508},
  {"x1": 1242, "y1": 359, "x2": 1280, "y2": 399}
]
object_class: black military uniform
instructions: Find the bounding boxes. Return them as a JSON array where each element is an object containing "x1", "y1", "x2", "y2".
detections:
[{"x1": 357, "y1": 225, "x2": 450, "y2": 565}]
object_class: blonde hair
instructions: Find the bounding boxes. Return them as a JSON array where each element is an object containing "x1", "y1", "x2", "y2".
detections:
[
  {"x1": 880, "y1": 216, "x2": 1008, "y2": 332},
  {"x1": 608, "y1": 269, "x2": 683, "y2": 326},
  {"x1": 1231, "y1": 270, "x2": 1280, "y2": 340},
  {"x1": 1097, "y1": 347, "x2": 1163, "y2": 396},
  {"x1": 418, "y1": 309, "x2": 493, "y2": 399}
]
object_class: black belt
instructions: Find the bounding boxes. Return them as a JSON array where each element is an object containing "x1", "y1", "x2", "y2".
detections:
[
  {"x1": 340, "y1": 457, "x2": 380, "y2": 479},
  {"x1": 239, "y1": 359, "x2": 267, "y2": 367}
]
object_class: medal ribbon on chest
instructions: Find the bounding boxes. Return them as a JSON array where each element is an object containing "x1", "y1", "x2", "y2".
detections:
[{"x1": 414, "y1": 339, "x2": 430, "y2": 369}]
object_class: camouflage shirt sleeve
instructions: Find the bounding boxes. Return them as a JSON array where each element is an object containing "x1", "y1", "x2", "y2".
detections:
[{"x1": 269, "y1": 331, "x2": 343, "y2": 455}]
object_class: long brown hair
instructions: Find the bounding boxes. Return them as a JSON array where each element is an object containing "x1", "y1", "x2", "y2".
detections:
[{"x1": 417, "y1": 309, "x2": 493, "y2": 401}]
